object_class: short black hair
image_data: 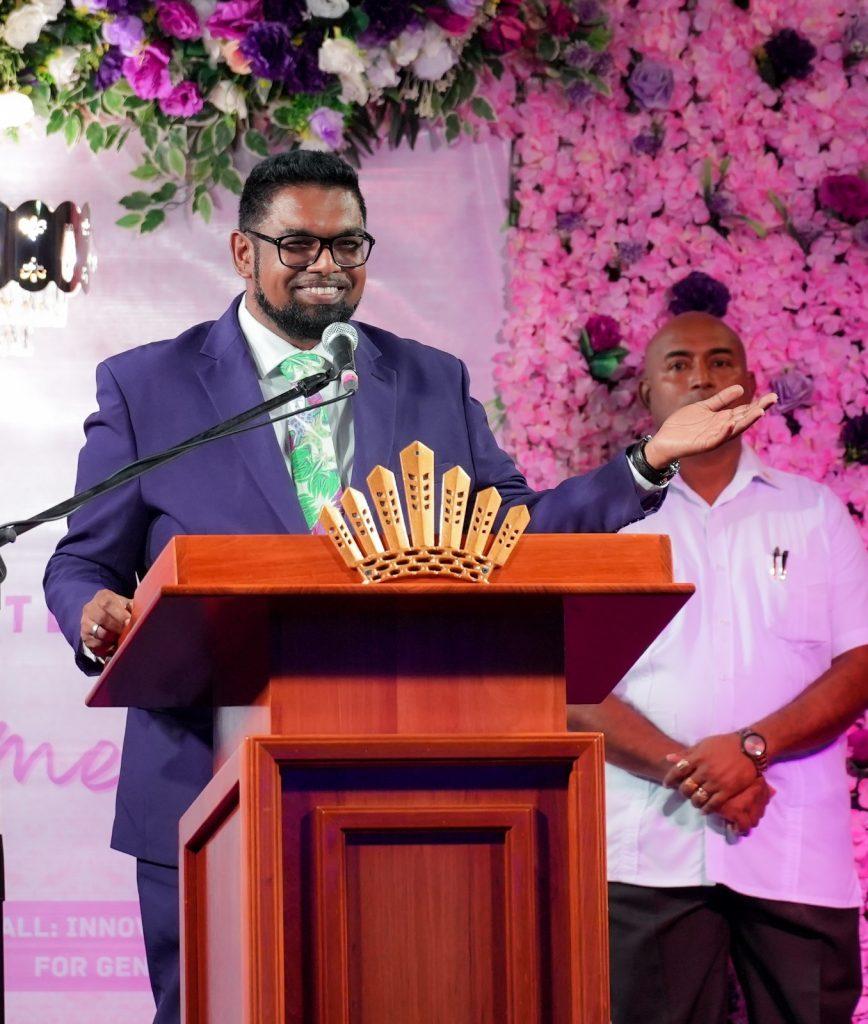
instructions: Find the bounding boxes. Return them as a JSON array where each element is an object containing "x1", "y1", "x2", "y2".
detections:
[{"x1": 238, "y1": 150, "x2": 367, "y2": 230}]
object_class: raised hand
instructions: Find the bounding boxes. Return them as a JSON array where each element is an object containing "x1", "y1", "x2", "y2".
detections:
[{"x1": 645, "y1": 385, "x2": 777, "y2": 469}]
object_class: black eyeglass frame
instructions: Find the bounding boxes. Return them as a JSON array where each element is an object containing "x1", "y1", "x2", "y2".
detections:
[{"x1": 246, "y1": 229, "x2": 376, "y2": 269}]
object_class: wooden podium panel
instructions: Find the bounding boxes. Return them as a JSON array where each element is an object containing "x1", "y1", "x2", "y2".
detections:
[{"x1": 181, "y1": 735, "x2": 608, "y2": 1024}]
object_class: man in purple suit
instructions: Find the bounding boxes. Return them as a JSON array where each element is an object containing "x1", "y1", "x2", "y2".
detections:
[{"x1": 44, "y1": 151, "x2": 775, "y2": 1024}]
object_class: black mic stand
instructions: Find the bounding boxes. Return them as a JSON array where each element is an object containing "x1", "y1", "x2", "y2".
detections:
[{"x1": 0, "y1": 364, "x2": 351, "y2": 586}]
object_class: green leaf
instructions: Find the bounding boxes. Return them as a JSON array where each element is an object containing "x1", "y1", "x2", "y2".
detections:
[
  {"x1": 221, "y1": 167, "x2": 243, "y2": 194},
  {"x1": 29, "y1": 81, "x2": 51, "y2": 118},
  {"x1": 586, "y1": 25, "x2": 612, "y2": 50},
  {"x1": 102, "y1": 87, "x2": 125, "y2": 116},
  {"x1": 140, "y1": 122, "x2": 158, "y2": 149},
  {"x1": 64, "y1": 112, "x2": 83, "y2": 147},
  {"x1": 738, "y1": 216, "x2": 768, "y2": 238},
  {"x1": 719, "y1": 155, "x2": 731, "y2": 178},
  {"x1": 343, "y1": 5, "x2": 369, "y2": 36},
  {"x1": 120, "y1": 191, "x2": 152, "y2": 210},
  {"x1": 45, "y1": 109, "x2": 65, "y2": 135},
  {"x1": 767, "y1": 190, "x2": 789, "y2": 220},
  {"x1": 193, "y1": 189, "x2": 213, "y2": 222},
  {"x1": 131, "y1": 161, "x2": 160, "y2": 180},
  {"x1": 272, "y1": 106, "x2": 295, "y2": 129},
  {"x1": 214, "y1": 114, "x2": 235, "y2": 151},
  {"x1": 701, "y1": 157, "x2": 713, "y2": 195},
  {"x1": 244, "y1": 128, "x2": 269, "y2": 157},
  {"x1": 151, "y1": 182, "x2": 178, "y2": 203},
  {"x1": 140, "y1": 209, "x2": 166, "y2": 233},
  {"x1": 86, "y1": 121, "x2": 106, "y2": 153},
  {"x1": 537, "y1": 34, "x2": 558, "y2": 62},
  {"x1": 470, "y1": 97, "x2": 496, "y2": 122},
  {"x1": 444, "y1": 112, "x2": 460, "y2": 144},
  {"x1": 104, "y1": 124, "x2": 122, "y2": 148},
  {"x1": 116, "y1": 212, "x2": 143, "y2": 229},
  {"x1": 167, "y1": 146, "x2": 186, "y2": 177}
]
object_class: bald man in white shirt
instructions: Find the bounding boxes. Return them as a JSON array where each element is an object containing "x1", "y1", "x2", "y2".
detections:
[{"x1": 570, "y1": 312, "x2": 868, "y2": 1024}]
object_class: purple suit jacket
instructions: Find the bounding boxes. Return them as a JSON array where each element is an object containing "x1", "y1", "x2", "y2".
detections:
[{"x1": 44, "y1": 297, "x2": 662, "y2": 866}]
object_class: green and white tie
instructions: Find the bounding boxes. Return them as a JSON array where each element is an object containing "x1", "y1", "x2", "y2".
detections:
[{"x1": 279, "y1": 350, "x2": 342, "y2": 531}]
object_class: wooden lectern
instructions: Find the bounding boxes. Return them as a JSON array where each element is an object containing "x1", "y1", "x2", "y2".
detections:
[{"x1": 87, "y1": 533, "x2": 691, "y2": 1024}]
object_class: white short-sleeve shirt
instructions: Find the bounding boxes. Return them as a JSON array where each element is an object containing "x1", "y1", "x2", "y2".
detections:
[{"x1": 606, "y1": 446, "x2": 868, "y2": 908}]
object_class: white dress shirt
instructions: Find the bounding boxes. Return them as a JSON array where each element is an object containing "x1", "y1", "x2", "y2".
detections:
[
  {"x1": 238, "y1": 299, "x2": 355, "y2": 485},
  {"x1": 606, "y1": 446, "x2": 868, "y2": 908}
]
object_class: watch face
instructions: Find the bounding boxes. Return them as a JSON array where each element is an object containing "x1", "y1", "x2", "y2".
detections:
[{"x1": 744, "y1": 734, "x2": 766, "y2": 757}]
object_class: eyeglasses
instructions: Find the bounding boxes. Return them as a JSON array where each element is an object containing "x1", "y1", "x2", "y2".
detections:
[{"x1": 246, "y1": 229, "x2": 376, "y2": 269}]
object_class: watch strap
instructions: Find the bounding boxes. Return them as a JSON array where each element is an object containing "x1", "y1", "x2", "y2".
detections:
[
  {"x1": 738, "y1": 728, "x2": 769, "y2": 774},
  {"x1": 627, "y1": 435, "x2": 680, "y2": 486}
]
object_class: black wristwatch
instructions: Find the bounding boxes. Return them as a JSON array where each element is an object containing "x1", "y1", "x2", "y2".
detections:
[
  {"x1": 627, "y1": 435, "x2": 680, "y2": 486},
  {"x1": 738, "y1": 728, "x2": 769, "y2": 774}
]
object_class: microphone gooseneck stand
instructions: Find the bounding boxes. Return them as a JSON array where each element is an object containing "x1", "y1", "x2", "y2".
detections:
[{"x1": 0, "y1": 364, "x2": 354, "y2": 586}]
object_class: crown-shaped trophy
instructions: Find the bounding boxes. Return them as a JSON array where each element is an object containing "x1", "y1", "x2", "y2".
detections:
[{"x1": 318, "y1": 441, "x2": 530, "y2": 584}]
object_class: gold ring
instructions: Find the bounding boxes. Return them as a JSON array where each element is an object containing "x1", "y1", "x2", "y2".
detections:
[
  {"x1": 683, "y1": 777, "x2": 699, "y2": 794},
  {"x1": 695, "y1": 786, "x2": 709, "y2": 803},
  {"x1": 91, "y1": 622, "x2": 101, "y2": 637},
  {"x1": 675, "y1": 758, "x2": 690, "y2": 772}
]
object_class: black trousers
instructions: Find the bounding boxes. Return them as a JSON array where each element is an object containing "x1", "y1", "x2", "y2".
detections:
[
  {"x1": 609, "y1": 882, "x2": 862, "y2": 1024},
  {"x1": 136, "y1": 859, "x2": 181, "y2": 1024}
]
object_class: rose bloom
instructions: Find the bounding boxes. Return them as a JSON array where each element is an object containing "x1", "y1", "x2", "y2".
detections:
[
  {"x1": 208, "y1": 79, "x2": 247, "y2": 118},
  {"x1": 2, "y1": 4, "x2": 50, "y2": 50},
  {"x1": 205, "y1": 0, "x2": 262, "y2": 41},
  {"x1": 221, "y1": 38, "x2": 251, "y2": 73},
  {"x1": 159, "y1": 79, "x2": 204, "y2": 116},
  {"x1": 817, "y1": 174, "x2": 868, "y2": 222},
  {"x1": 157, "y1": 0, "x2": 201, "y2": 40},
  {"x1": 123, "y1": 42, "x2": 173, "y2": 99},
  {"x1": 480, "y1": 3, "x2": 525, "y2": 53},
  {"x1": 585, "y1": 314, "x2": 622, "y2": 353}
]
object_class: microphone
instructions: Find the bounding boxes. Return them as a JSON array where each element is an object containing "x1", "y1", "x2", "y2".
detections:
[{"x1": 322, "y1": 322, "x2": 359, "y2": 395}]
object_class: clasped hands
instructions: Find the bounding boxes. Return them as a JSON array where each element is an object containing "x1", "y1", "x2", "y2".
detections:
[{"x1": 662, "y1": 733, "x2": 775, "y2": 836}]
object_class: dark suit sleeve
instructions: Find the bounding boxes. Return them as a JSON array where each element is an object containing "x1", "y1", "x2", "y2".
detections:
[
  {"x1": 458, "y1": 361, "x2": 664, "y2": 534},
  {"x1": 43, "y1": 361, "x2": 151, "y2": 674}
]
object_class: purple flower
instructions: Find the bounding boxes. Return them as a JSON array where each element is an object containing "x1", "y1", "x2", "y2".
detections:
[
  {"x1": 669, "y1": 271, "x2": 731, "y2": 318},
  {"x1": 122, "y1": 42, "x2": 173, "y2": 99},
  {"x1": 818, "y1": 174, "x2": 868, "y2": 222},
  {"x1": 627, "y1": 58, "x2": 674, "y2": 110},
  {"x1": 768, "y1": 369, "x2": 813, "y2": 415},
  {"x1": 359, "y1": 0, "x2": 417, "y2": 44},
  {"x1": 158, "y1": 79, "x2": 204, "y2": 117},
  {"x1": 262, "y1": 0, "x2": 303, "y2": 24},
  {"x1": 566, "y1": 80, "x2": 593, "y2": 104},
  {"x1": 309, "y1": 106, "x2": 344, "y2": 149},
  {"x1": 105, "y1": 0, "x2": 150, "y2": 14},
  {"x1": 632, "y1": 127, "x2": 663, "y2": 157},
  {"x1": 565, "y1": 42, "x2": 593, "y2": 68},
  {"x1": 707, "y1": 189, "x2": 734, "y2": 218},
  {"x1": 93, "y1": 46, "x2": 124, "y2": 90},
  {"x1": 157, "y1": 0, "x2": 201, "y2": 39},
  {"x1": 841, "y1": 412, "x2": 868, "y2": 465},
  {"x1": 849, "y1": 727, "x2": 868, "y2": 766},
  {"x1": 616, "y1": 240, "x2": 646, "y2": 266},
  {"x1": 241, "y1": 22, "x2": 293, "y2": 79},
  {"x1": 285, "y1": 29, "x2": 329, "y2": 92},
  {"x1": 853, "y1": 220, "x2": 868, "y2": 247},
  {"x1": 763, "y1": 28, "x2": 817, "y2": 85},
  {"x1": 103, "y1": 14, "x2": 145, "y2": 57},
  {"x1": 590, "y1": 52, "x2": 612, "y2": 78},
  {"x1": 447, "y1": 0, "x2": 483, "y2": 15},
  {"x1": 585, "y1": 314, "x2": 622, "y2": 353},
  {"x1": 556, "y1": 210, "x2": 584, "y2": 232},
  {"x1": 206, "y1": 0, "x2": 263, "y2": 41},
  {"x1": 575, "y1": 0, "x2": 603, "y2": 23}
]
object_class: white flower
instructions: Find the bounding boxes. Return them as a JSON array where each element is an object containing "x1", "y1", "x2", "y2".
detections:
[
  {"x1": 208, "y1": 80, "x2": 247, "y2": 119},
  {"x1": 0, "y1": 90, "x2": 35, "y2": 129},
  {"x1": 202, "y1": 29, "x2": 223, "y2": 67},
  {"x1": 365, "y1": 48, "x2": 399, "y2": 90},
  {"x1": 389, "y1": 24, "x2": 425, "y2": 67},
  {"x1": 2, "y1": 4, "x2": 50, "y2": 50},
  {"x1": 33, "y1": 0, "x2": 65, "y2": 18},
  {"x1": 306, "y1": 0, "x2": 348, "y2": 17},
  {"x1": 318, "y1": 36, "x2": 365, "y2": 78},
  {"x1": 412, "y1": 24, "x2": 458, "y2": 82},
  {"x1": 46, "y1": 46, "x2": 80, "y2": 88}
]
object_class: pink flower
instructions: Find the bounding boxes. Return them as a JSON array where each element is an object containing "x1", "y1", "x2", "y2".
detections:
[
  {"x1": 158, "y1": 79, "x2": 204, "y2": 116},
  {"x1": 157, "y1": 0, "x2": 201, "y2": 40},
  {"x1": 205, "y1": 0, "x2": 262, "y2": 41},
  {"x1": 480, "y1": 4, "x2": 525, "y2": 53},
  {"x1": 122, "y1": 42, "x2": 172, "y2": 100},
  {"x1": 426, "y1": 7, "x2": 473, "y2": 35}
]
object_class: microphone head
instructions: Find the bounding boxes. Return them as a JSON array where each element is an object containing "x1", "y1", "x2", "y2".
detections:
[{"x1": 322, "y1": 322, "x2": 359, "y2": 394}]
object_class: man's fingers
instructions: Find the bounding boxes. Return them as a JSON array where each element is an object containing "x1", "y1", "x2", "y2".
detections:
[
  {"x1": 701, "y1": 791, "x2": 728, "y2": 815},
  {"x1": 662, "y1": 754, "x2": 693, "y2": 788},
  {"x1": 701, "y1": 384, "x2": 744, "y2": 412}
]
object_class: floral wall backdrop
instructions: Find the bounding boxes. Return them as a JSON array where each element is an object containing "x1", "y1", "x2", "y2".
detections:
[{"x1": 487, "y1": 0, "x2": 867, "y2": 1017}]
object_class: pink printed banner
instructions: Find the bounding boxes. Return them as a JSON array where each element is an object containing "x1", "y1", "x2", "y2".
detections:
[{"x1": 4, "y1": 902, "x2": 149, "y2": 991}]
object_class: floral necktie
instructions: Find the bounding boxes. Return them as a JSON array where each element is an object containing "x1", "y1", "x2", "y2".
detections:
[{"x1": 278, "y1": 350, "x2": 342, "y2": 530}]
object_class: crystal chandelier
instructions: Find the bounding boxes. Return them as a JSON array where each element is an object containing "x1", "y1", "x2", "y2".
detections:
[{"x1": 0, "y1": 199, "x2": 97, "y2": 354}]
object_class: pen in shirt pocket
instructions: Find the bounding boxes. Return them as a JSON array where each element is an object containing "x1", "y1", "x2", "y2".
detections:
[{"x1": 769, "y1": 547, "x2": 789, "y2": 580}]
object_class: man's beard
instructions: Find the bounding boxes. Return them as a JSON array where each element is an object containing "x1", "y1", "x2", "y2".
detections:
[{"x1": 253, "y1": 255, "x2": 357, "y2": 342}]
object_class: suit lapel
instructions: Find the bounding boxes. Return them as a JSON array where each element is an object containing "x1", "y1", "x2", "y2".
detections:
[
  {"x1": 195, "y1": 299, "x2": 308, "y2": 534},
  {"x1": 351, "y1": 326, "x2": 397, "y2": 489}
]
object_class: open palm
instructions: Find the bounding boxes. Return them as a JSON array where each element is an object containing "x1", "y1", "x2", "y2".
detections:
[{"x1": 648, "y1": 385, "x2": 778, "y2": 467}]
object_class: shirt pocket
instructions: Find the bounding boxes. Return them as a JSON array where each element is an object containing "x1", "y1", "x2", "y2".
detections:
[{"x1": 766, "y1": 578, "x2": 830, "y2": 645}]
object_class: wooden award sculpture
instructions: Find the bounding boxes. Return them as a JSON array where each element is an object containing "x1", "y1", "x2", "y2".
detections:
[{"x1": 317, "y1": 441, "x2": 530, "y2": 583}]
